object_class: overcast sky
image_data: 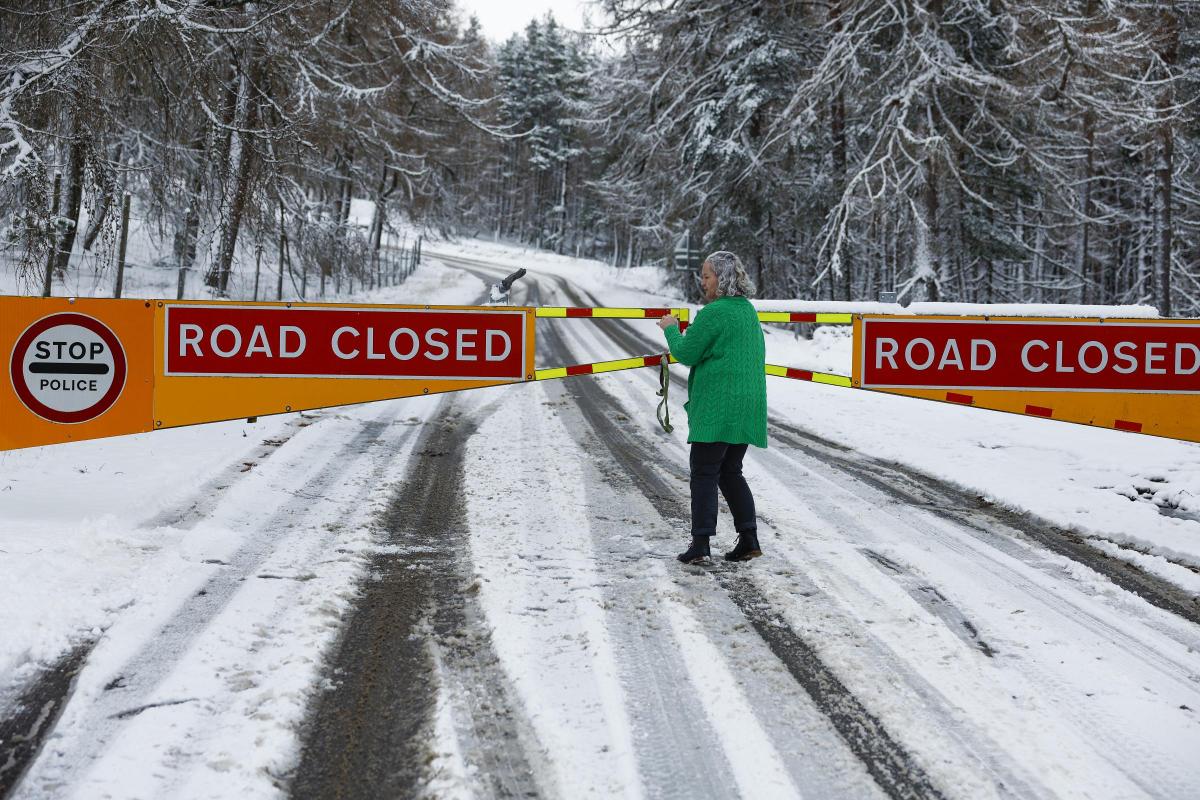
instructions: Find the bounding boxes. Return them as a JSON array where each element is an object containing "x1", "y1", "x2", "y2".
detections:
[{"x1": 456, "y1": 0, "x2": 595, "y2": 42}]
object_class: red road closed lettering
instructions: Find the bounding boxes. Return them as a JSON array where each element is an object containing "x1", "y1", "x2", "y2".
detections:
[
  {"x1": 165, "y1": 305, "x2": 526, "y2": 380},
  {"x1": 861, "y1": 318, "x2": 1200, "y2": 392}
]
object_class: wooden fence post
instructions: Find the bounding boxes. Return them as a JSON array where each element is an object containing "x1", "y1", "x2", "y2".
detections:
[
  {"x1": 277, "y1": 201, "x2": 286, "y2": 301},
  {"x1": 253, "y1": 242, "x2": 262, "y2": 301},
  {"x1": 113, "y1": 193, "x2": 131, "y2": 298},
  {"x1": 41, "y1": 171, "x2": 62, "y2": 297},
  {"x1": 176, "y1": 205, "x2": 190, "y2": 300}
]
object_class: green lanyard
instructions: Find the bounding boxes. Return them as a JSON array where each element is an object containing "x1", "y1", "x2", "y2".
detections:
[{"x1": 656, "y1": 355, "x2": 673, "y2": 434}]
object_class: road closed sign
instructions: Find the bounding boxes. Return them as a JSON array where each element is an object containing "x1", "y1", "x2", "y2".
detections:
[
  {"x1": 849, "y1": 314, "x2": 1200, "y2": 444},
  {"x1": 9, "y1": 312, "x2": 128, "y2": 423},
  {"x1": 163, "y1": 304, "x2": 528, "y2": 381},
  {"x1": 860, "y1": 318, "x2": 1200, "y2": 393}
]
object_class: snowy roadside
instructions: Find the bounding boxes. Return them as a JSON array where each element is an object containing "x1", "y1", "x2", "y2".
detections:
[
  {"x1": 0, "y1": 259, "x2": 485, "y2": 759},
  {"x1": 428, "y1": 237, "x2": 1200, "y2": 590}
]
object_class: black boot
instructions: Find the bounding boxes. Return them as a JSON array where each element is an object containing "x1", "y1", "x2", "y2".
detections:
[
  {"x1": 677, "y1": 535, "x2": 712, "y2": 564},
  {"x1": 724, "y1": 531, "x2": 762, "y2": 562}
]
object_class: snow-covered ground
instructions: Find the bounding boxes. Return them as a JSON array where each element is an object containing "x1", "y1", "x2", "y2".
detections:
[{"x1": 3, "y1": 235, "x2": 1200, "y2": 798}]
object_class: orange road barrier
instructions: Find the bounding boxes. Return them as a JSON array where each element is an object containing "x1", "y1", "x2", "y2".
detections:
[
  {"x1": 2, "y1": 297, "x2": 537, "y2": 450},
  {"x1": 851, "y1": 314, "x2": 1200, "y2": 443},
  {"x1": 757, "y1": 308, "x2": 1200, "y2": 443},
  {"x1": 8, "y1": 296, "x2": 1199, "y2": 449},
  {"x1": 2, "y1": 298, "x2": 687, "y2": 450}
]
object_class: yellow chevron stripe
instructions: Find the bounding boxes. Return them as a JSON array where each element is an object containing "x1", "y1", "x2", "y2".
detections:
[
  {"x1": 535, "y1": 367, "x2": 568, "y2": 380},
  {"x1": 591, "y1": 356, "x2": 648, "y2": 373},
  {"x1": 812, "y1": 373, "x2": 853, "y2": 387},
  {"x1": 815, "y1": 313, "x2": 853, "y2": 324},
  {"x1": 757, "y1": 312, "x2": 792, "y2": 323},
  {"x1": 535, "y1": 307, "x2": 568, "y2": 317},
  {"x1": 765, "y1": 364, "x2": 789, "y2": 377}
]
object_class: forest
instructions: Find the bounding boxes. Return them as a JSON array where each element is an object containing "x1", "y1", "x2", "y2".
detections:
[{"x1": 1, "y1": 0, "x2": 1198, "y2": 311}]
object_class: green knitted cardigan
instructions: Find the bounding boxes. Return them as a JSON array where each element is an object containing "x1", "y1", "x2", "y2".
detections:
[{"x1": 663, "y1": 295, "x2": 768, "y2": 448}]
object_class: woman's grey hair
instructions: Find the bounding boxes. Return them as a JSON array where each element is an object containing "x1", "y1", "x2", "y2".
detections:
[{"x1": 705, "y1": 251, "x2": 756, "y2": 298}]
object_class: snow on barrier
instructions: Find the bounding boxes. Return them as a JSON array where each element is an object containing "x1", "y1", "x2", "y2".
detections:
[{"x1": 4, "y1": 296, "x2": 1199, "y2": 450}]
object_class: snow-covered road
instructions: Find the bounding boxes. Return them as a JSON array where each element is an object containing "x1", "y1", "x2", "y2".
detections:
[
  {"x1": 3, "y1": 249, "x2": 1199, "y2": 799},
  {"x1": 415, "y1": 255, "x2": 1200, "y2": 799}
]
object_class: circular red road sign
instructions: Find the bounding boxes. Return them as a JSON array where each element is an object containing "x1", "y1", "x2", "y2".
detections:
[{"x1": 9, "y1": 313, "x2": 127, "y2": 424}]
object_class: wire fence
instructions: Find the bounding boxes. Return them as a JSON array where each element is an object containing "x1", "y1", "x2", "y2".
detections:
[{"x1": 3, "y1": 195, "x2": 424, "y2": 303}]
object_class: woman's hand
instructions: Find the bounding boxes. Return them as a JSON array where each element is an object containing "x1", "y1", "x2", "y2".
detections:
[{"x1": 657, "y1": 314, "x2": 679, "y2": 331}]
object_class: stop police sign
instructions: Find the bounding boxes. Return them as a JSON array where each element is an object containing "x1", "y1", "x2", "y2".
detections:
[
  {"x1": 861, "y1": 318, "x2": 1200, "y2": 392},
  {"x1": 10, "y1": 313, "x2": 128, "y2": 423}
]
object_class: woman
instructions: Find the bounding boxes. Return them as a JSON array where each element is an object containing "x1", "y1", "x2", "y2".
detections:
[{"x1": 657, "y1": 251, "x2": 767, "y2": 564}]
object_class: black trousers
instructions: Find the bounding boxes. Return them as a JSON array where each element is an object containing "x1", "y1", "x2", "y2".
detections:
[{"x1": 690, "y1": 442, "x2": 757, "y2": 537}]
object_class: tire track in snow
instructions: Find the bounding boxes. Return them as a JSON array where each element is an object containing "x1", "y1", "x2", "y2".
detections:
[
  {"x1": 0, "y1": 415, "x2": 320, "y2": 799},
  {"x1": 0, "y1": 645, "x2": 89, "y2": 800},
  {"x1": 859, "y1": 549, "x2": 997, "y2": 658},
  {"x1": 748, "y1": 432, "x2": 1200, "y2": 797},
  {"x1": 763, "y1": 423, "x2": 1200, "y2": 682},
  {"x1": 290, "y1": 394, "x2": 543, "y2": 800},
  {"x1": 13, "y1": 408, "x2": 416, "y2": 798},
  {"x1": 535, "y1": 289, "x2": 939, "y2": 800},
  {"x1": 770, "y1": 420, "x2": 1200, "y2": 630},
  {"x1": 139, "y1": 413, "x2": 320, "y2": 531},
  {"x1": 534, "y1": 272, "x2": 1068, "y2": 798},
  {"x1": 556, "y1": 279, "x2": 1197, "y2": 795},
  {"x1": 537, "y1": 356, "x2": 747, "y2": 797}
]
